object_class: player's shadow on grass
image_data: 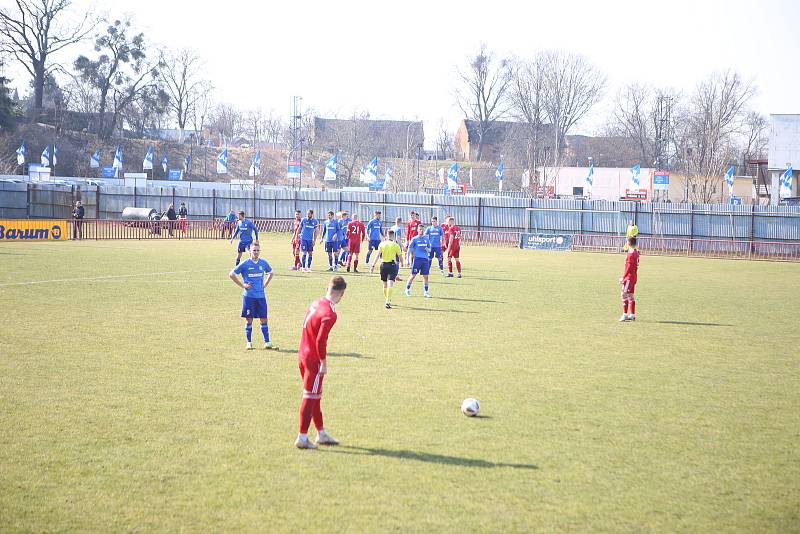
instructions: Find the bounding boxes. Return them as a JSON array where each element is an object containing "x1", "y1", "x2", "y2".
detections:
[
  {"x1": 329, "y1": 446, "x2": 538, "y2": 470},
  {"x1": 392, "y1": 305, "x2": 478, "y2": 314},
  {"x1": 434, "y1": 296, "x2": 505, "y2": 304},
  {"x1": 274, "y1": 348, "x2": 372, "y2": 359},
  {"x1": 655, "y1": 320, "x2": 733, "y2": 327}
]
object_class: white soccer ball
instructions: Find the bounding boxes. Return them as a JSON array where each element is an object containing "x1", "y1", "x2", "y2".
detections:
[{"x1": 461, "y1": 398, "x2": 480, "y2": 417}]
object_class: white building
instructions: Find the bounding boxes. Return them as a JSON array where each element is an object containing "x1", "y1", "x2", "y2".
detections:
[
  {"x1": 541, "y1": 166, "x2": 654, "y2": 201},
  {"x1": 768, "y1": 114, "x2": 800, "y2": 203}
]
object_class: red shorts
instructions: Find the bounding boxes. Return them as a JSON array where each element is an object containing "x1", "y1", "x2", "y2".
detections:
[
  {"x1": 448, "y1": 243, "x2": 460, "y2": 259},
  {"x1": 348, "y1": 239, "x2": 361, "y2": 253},
  {"x1": 292, "y1": 238, "x2": 300, "y2": 250},
  {"x1": 299, "y1": 359, "x2": 324, "y2": 399},
  {"x1": 621, "y1": 278, "x2": 636, "y2": 295}
]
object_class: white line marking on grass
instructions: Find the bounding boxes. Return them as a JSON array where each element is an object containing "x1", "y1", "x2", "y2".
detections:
[
  {"x1": 0, "y1": 270, "x2": 313, "y2": 287},
  {"x1": 0, "y1": 269, "x2": 225, "y2": 287}
]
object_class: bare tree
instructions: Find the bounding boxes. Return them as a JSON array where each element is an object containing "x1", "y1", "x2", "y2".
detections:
[
  {"x1": 435, "y1": 122, "x2": 454, "y2": 160},
  {"x1": 245, "y1": 108, "x2": 263, "y2": 147},
  {"x1": 161, "y1": 49, "x2": 203, "y2": 142},
  {"x1": 263, "y1": 112, "x2": 283, "y2": 149},
  {"x1": 0, "y1": 0, "x2": 94, "y2": 120},
  {"x1": 675, "y1": 70, "x2": 756, "y2": 202},
  {"x1": 741, "y1": 111, "x2": 767, "y2": 163},
  {"x1": 610, "y1": 83, "x2": 657, "y2": 165},
  {"x1": 455, "y1": 44, "x2": 512, "y2": 161},
  {"x1": 191, "y1": 80, "x2": 213, "y2": 144},
  {"x1": 209, "y1": 103, "x2": 243, "y2": 144},
  {"x1": 540, "y1": 50, "x2": 605, "y2": 165},
  {"x1": 509, "y1": 54, "x2": 547, "y2": 175}
]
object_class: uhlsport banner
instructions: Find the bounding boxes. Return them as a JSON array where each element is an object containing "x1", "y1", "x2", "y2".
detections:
[
  {"x1": 0, "y1": 219, "x2": 70, "y2": 241},
  {"x1": 519, "y1": 233, "x2": 572, "y2": 251}
]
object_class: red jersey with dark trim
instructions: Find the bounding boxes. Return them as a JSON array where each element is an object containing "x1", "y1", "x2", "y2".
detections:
[
  {"x1": 406, "y1": 220, "x2": 422, "y2": 241},
  {"x1": 347, "y1": 220, "x2": 366, "y2": 243},
  {"x1": 298, "y1": 297, "x2": 338, "y2": 363},
  {"x1": 447, "y1": 225, "x2": 462, "y2": 248},
  {"x1": 623, "y1": 248, "x2": 640, "y2": 281},
  {"x1": 292, "y1": 219, "x2": 302, "y2": 241}
]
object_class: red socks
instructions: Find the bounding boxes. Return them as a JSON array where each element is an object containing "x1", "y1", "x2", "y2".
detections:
[
  {"x1": 629, "y1": 300, "x2": 636, "y2": 314},
  {"x1": 456, "y1": 260, "x2": 461, "y2": 274},
  {"x1": 294, "y1": 255, "x2": 301, "y2": 268},
  {"x1": 353, "y1": 260, "x2": 358, "y2": 270},
  {"x1": 448, "y1": 259, "x2": 453, "y2": 273},
  {"x1": 623, "y1": 300, "x2": 629, "y2": 313},
  {"x1": 299, "y1": 398, "x2": 314, "y2": 433},
  {"x1": 312, "y1": 400, "x2": 324, "y2": 430}
]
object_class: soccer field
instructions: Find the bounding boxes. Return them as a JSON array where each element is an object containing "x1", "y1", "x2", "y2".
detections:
[{"x1": 1, "y1": 237, "x2": 798, "y2": 532}]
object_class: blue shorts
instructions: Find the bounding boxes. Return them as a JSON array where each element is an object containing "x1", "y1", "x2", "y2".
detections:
[
  {"x1": 338, "y1": 240, "x2": 348, "y2": 251},
  {"x1": 301, "y1": 239, "x2": 314, "y2": 253},
  {"x1": 412, "y1": 257, "x2": 431, "y2": 276},
  {"x1": 241, "y1": 296, "x2": 268, "y2": 318},
  {"x1": 369, "y1": 239, "x2": 381, "y2": 250},
  {"x1": 238, "y1": 241, "x2": 252, "y2": 254},
  {"x1": 325, "y1": 241, "x2": 337, "y2": 253},
  {"x1": 429, "y1": 247, "x2": 443, "y2": 261}
]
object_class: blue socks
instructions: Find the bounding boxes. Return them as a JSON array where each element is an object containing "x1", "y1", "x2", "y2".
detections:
[
  {"x1": 307, "y1": 255, "x2": 313, "y2": 269},
  {"x1": 328, "y1": 254, "x2": 334, "y2": 267},
  {"x1": 245, "y1": 324, "x2": 252, "y2": 342},
  {"x1": 424, "y1": 283, "x2": 429, "y2": 292},
  {"x1": 301, "y1": 253, "x2": 307, "y2": 268},
  {"x1": 366, "y1": 250, "x2": 372, "y2": 263},
  {"x1": 260, "y1": 323, "x2": 270, "y2": 343}
]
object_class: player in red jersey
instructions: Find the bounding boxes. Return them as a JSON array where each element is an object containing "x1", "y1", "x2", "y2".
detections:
[
  {"x1": 619, "y1": 236, "x2": 640, "y2": 322},
  {"x1": 440, "y1": 214, "x2": 451, "y2": 254},
  {"x1": 290, "y1": 210, "x2": 302, "y2": 270},
  {"x1": 445, "y1": 216, "x2": 462, "y2": 278},
  {"x1": 295, "y1": 276, "x2": 347, "y2": 449},
  {"x1": 405, "y1": 211, "x2": 421, "y2": 251},
  {"x1": 346, "y1": 214, "x2": 366, "y2": 273}
]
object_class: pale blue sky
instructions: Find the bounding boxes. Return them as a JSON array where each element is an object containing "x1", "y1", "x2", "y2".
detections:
[{"x1": 4, "y1": 0, "x2": 798, "y2": 145}]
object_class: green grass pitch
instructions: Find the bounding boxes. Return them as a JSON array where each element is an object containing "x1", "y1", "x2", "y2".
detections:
[{"x1": 1, "y1": 237, "x2": 798, "y2": 532}]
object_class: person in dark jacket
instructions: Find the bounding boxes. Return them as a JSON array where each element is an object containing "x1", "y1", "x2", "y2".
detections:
[
  {"x1": 72, "y1": 200, "x2": 85, "y2": 240},
  {"x1": 166, "y1": 204, "x2": 177, "y2": 236}
]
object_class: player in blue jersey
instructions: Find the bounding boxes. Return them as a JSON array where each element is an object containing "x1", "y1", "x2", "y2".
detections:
[
  {"x1": 320, "y1": 211, "x2": 340, "y2": 271},
  {"x1": 364, "y1": 210, "x2": 384, "y2": 264},
  {"x1": 299, "y1": 209, "x2": 319, "y2": 273},
  {"x1": 425, "y1": 216, "x2": 445, "y2": 275},
  {"x1": 405, "y1": 225, "x2": 432, "y2": 298},
  {"x1": 229, "y1": 242, "x2": 278, "y2": 350},
  {"x1": 230, "y1": 210, "x2": 260, "y2": 266},
  {"x1": 336, "y1": 211, "x2": 352, "y2": 266}
]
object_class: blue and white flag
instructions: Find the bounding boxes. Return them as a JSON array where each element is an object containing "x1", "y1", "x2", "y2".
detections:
[
  {"x1": 324, "y1": 154, "x2": 337, "y2": 181},
  {"x1": 629, "y1": 163, "x2": 641, "y2": 189},
  {"x1": 586, "y1": 162, "x2": 594, "y2": 187},
  {"x1": 495, "y1": 161, "x2": 505, "y2": 182},
  {"x1": 780, "y1": 165, "x2": 793, "y2": 198},
  {"x1": 384, "y1": 162, "x2": 393, "y2": 183},
  {"x1": 216, "y1": 148, "x2": 228, "y2": 174},
  {"x1": 113, "y1": 145, "x2": 123, "y2": 170},
  {"x1": 143, "y1": 146, "x2": 154, "y2": 170},
  {"x1": 16, "y1": 142, "x2": 25, "y2": 165},
  {"x1": 495, "y1": 160, "x2": 504, "y2": 192},
  {"x1": 724, "y1": 166, "x2": 735, "y2": 192},
  {"x1": 447, "y1": 162, "x2": 459, "y2": 190},
  {"x1": 90, "y1": 149, "x2": 100, "y2": 169},
  {"x1": 161, "y1": 154, "x2": 168, "y2": 174},
  {"x1": 249, "y1": 151, "x2": 261, "y2": 177},
  {"x1": 183, "y1": 154, "x2": 190, "y2": 171},
  {"x1": 41, "y1": 145, "x2": 50, "y2": 167},
  {"x1": 359, "y1": 164, "x2": 368, "y2": 183},
  {"x1": 53, "y1": 144, "x2": 59, "y2": 166},
  {"x1": 367, "y1": 157, "x2": 378, "y2": 183}
]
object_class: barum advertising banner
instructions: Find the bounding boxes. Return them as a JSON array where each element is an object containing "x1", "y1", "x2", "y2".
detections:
[{"x1": 0, "y1": 220, "x2": 69, "y2": 241}]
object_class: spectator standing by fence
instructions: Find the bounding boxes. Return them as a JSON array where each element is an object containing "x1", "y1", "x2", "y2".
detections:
[
  {"x1": 165, "y1": 204, "x2": 178, "y2": 237},
  {"x1": 72, "y1": 200, "x2": 84, "y2": 240},
  {"x1": 178, "y1": 202, "x2": 188, "y2": 234}
]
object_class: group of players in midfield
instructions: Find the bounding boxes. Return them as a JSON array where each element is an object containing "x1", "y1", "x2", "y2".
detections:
[
  {"x1": 225, "y1": 207, "x2": 466, "y2": 449},
  {"x1": 225, "y1": 207, "x2": 640, "y2": 449}
]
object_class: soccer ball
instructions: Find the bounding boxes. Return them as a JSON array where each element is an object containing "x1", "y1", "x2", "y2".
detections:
[{"x1": 461, "y1": 398, "x2": 480, "y2": 417}]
